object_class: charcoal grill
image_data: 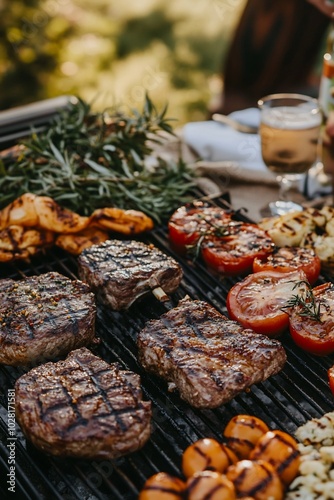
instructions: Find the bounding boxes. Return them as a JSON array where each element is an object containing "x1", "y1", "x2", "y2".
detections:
[{"x1": 0, "y1": 193, "x2": 334, "y2": 500}]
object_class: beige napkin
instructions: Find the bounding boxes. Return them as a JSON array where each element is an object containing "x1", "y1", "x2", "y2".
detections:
[{"x1": 181, "y1": 108, "x2": 277, "y2": 185}]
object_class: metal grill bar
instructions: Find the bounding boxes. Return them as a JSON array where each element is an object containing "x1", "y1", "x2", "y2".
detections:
[{"x1": 0, "y1": 434, "x2": 64, "y2": 499}]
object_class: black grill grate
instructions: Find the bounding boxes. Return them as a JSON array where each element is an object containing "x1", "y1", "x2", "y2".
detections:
[{"x1": 0, "y1": 194, "x2": 334, "y2": 499}]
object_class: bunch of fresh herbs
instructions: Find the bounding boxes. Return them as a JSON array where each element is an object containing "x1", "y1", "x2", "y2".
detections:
[
  {"x1": 0, "y1": 95, "x2": 196, "y2": 222},
  {"x1": 282, "y1": 280, "x2": 322, "y2": 321}
]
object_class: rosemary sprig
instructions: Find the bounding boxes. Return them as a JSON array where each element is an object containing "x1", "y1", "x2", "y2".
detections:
[
  {"x1": 186, "y1": 224, "x2": 230, "y2": 260},
  {"x1": 282, "y1": 280, "x2": 322, "y2": 321},
  {"x1": 0, "y1": 95, "x2": 196, "y2": 222}
]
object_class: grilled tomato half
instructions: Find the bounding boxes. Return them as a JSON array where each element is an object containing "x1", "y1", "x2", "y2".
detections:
[
  {"x1": 201, "y1": 222, "x2": 274, "y2": 276},
  {"x1": 226, "y1": 270, "x2": 308, "y2": 337},
  {"x1": 288, "y1": 282, "x2": 334, "y2": 356},
  {"x1": 168, "y1": 202, "x2": 232, "y2": 255},
  {"x1": 253, "y1": 246, "x2": 321, "y2": 285}
]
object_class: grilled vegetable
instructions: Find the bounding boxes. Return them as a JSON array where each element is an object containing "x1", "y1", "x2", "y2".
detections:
[
  {"x1": 168, "y1": 201, "x2": 232, "y2": 255},
  {"x1": 259, "y1": 206, "x2": 334, "y2": 271},
  {"x1": 223, "y1": 415, "x2": 269, "y2": 459},
  {"x1": 186, "y1": 471, "x2": 236, "y2": 500},
  {"x1": 226, "y1": 270, "x2": 308, "y2": 337},
  {"x1": 169, "y1": 203, "x2": 275, "y2": 276},
  {"x1": 139, "y1": 414, "x2": 301, "y2": 500},
  {"x1": 139, "y1": 472, "x2": 185, "y2": 500},
  {"x1": 259, "y1": 209, "x2": 320, "y2": 247},
  {"x1": 253, "y1": 246, "x2": 321, "y2": 285},
  {"x1": 287, "y1": 282, "x2": 334, "y2": 356},
  {"x1": 328, "y1": 365, "x2": 334, "y2": 395},
  {"x1": 200, "y1": 222, "x2": 274, "y2": 276},
  {"x1": 182, "y1": 438, "x2": 238, "y2": 478},
  {"x1": 250, "y1": 430, "x2": 300, "y2": 487},
  {"x1": 226, "y1": 459, "x2": 284, "y2": 500}
]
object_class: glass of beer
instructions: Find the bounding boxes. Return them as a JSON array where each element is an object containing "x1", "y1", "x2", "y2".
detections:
[{"x1": 258, "y1": 93, "x2": 322, "y2": 216}]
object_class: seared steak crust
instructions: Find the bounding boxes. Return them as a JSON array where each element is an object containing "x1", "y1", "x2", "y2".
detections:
[
  {"x1": 15, "y1": 347, "x2": 152, "y2": 459},
  {"x1": 77, "y1": 239, "x2": 183, "y2": 310},
  {"x1": 0, "y1": 272, "x2": 96, "y2": 366},
  {"x1": 138, "y1": 298, "x2": 287, "y2": 408}
]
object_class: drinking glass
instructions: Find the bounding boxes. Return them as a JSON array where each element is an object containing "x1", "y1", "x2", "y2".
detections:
[{"x1": 258, "y1": 93, "x2": 322, "y2": 216}]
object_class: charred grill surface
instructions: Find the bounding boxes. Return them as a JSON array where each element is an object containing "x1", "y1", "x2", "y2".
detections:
[
  {"x1": 138, "y1": 298, "x2": 287, "y2": 408},
  {"x1": 0, "y1": 271, "x2": 96, "y2": 366},
  {"x1": 14, "y1": 347, "x2": 152, "y2": 459},
  {"x1": 77, "y1": 239, "x2": 183, "y2": 310},
  {"x1": 1, "y1": 193, "x2": 333, "y2": 500}
]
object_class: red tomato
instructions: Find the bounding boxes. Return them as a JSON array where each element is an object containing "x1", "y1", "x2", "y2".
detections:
[
  {"x1": 168, "y1": 201, "x2": 232, "y2": 254},
  {"x1": 226, "y1": 270, "x2": 307, "y2": 337},
  {"x1": 328, "y1": 366, "x2": 334, "y2": 395},
  {"x1": 201, "y1": 222, "x2": 274, "y2": 276},
  {"x1": 288, "y1": 282, "x2": 334, "y2": 355},
  {"x1": 253, "y1": 246, "x2": 321, "y2": 285}
]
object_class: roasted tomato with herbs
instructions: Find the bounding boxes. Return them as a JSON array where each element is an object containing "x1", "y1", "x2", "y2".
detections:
[
  {"x1": 288, "y1": 282, "x2": 334, "y2": 356},
  {"x1": 226, "y1": 270, "x2": 308, "y2": 337},
  {"x1": 201, "y1": 222, "x2": 275, "y2": 276},
  {"x1": 168, "y1": 201, "x2": 232, "y2": 254},
  {"x1": 253, "y1": 246, "x2": 321, "y2": 285}
]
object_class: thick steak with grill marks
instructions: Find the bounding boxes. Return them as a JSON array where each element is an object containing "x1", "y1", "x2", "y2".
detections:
[
  {"x1": 77, "y1": 239, "x2": 183, "y2": 310},
  {"x1": 0, "y1": 272, "x2": 96, "y2": 366},
  {"x1": 15, "y1": 347, "x2": 152, "y2": 459},
  {"x1": 138, "y1": 298, "x2": 287, "y2": 409}
]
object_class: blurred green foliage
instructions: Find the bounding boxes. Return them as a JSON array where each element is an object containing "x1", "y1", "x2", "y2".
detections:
[
  {"x1": 0, "y1": 0, "x2": 243, "y2": 123},
  {"x1": 116, "y1": 9, "x2": 176, "y2": 57},
  {"x1": 0, "y1": 0, "x2": 78, "y2": 109}
]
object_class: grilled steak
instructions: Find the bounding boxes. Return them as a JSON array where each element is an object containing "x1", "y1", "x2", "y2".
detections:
[
  {"x1": 138, "y1": 297, "x2": 287, "y2": 408},
  {"x1": 77, "y1": 239, "x2": 183, "y2": 310},
  {"x1": 0, "y1": 272, "x2": 96, "y2": 366},
  {"x1": 15, "y1": 347, "x2": 152, "y2": 459}
]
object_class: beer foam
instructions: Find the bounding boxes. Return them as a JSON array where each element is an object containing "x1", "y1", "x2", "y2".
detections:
[{"x1": 261, "y1": 105, "x2": 322, "y2": 130}]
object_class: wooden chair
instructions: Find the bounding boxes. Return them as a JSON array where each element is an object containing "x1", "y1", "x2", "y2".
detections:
[{"x1": 218, "y1": 0, "x2": 330, "y2": 114}]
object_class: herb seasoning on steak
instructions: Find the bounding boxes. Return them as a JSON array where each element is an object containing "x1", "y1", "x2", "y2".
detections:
[
  {"x1": 0, "y1": 271, "x2": 96, "y2": 366},
  {"x1": 77, "y1": 239, "x2": 183, "y2": 310},
  {"x1": 15, "y1": 347, "x2": 152, "y2": 459},
  {"x1": 138, "y1": 297, "x2": 287, "y2": 408}
]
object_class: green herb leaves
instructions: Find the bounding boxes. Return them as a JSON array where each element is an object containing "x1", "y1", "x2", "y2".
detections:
[
  {"x1": 0, "y1": 95, "x2": 195, "y2": 222},
  {"x1": 282, "y1": 280, "x2": 322, "y2": 322},
  {"x1": 186, "y1": 224, "x2": 229, "y2": 260}
]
